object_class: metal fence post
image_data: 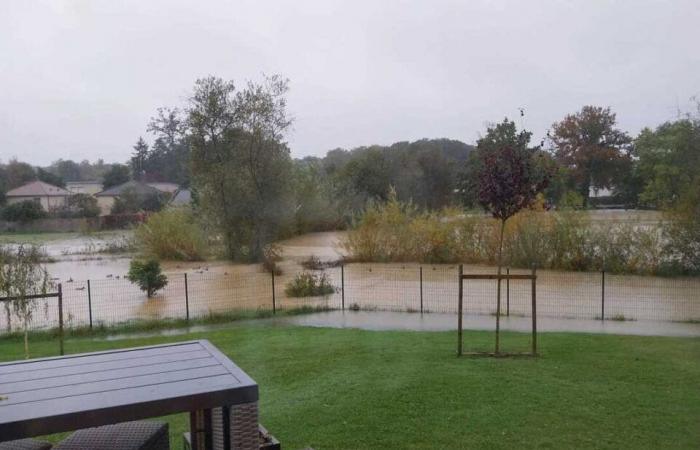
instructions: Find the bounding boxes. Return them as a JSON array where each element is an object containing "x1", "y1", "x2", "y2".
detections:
[
  {"x1": 506, "y1": 267, "x2": 510, "y2": 317},
  {"x1": 184, "y1": 273, "x2": 190, "y2": 322},
  {"x1": 58, "y1": 283, "x2": 64, "y2": 356},
  {"x1": 341, "y1": 264, "x2": 345, "y2": 311},
  {"x1": 419, "y1": 266, "x2": 424, "y2": 314},
  {"x1": 271, "y1": 270, "x2": 276, "y2": 314},
  {"x1": 87, "y1": 279, "x2": 93, "y2": 330},
  {"x1": 601, "y1": 269, "x2": 606, "y2": 321},
  {"x1": 531, "y1": 267, "x2": 537, "y2": 356},
  {"x1": 457, "y1": 264, "x2": 463, "y2": 356}
]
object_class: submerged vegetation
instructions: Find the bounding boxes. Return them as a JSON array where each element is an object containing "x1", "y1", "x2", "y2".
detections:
[
  {"x1": 343, "y1": 193, "x2": 693, "y2": 276},
  {"x1": 285, "y1": 272, "x2": 336, "y2": 297},
  {"x1": 134, "y1": 208, "x2": 208, "y2": 261}
]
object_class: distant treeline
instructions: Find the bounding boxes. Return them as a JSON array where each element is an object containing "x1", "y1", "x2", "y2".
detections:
[{"x1": 1, "y1": 75, "x2": 698, "y2": 266}]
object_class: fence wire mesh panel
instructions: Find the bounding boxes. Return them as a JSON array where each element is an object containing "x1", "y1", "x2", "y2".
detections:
[
  {"x1": 1, "y1": 263, "x2": 699, "y2": 336},
  {"x1": 606, "y1": 273, "x2": 700, "y2": 322},
  {"x1": 344, "y1": 264, "x2": 423, "y2": 312},
  {"x1": 0, "y1": 297, "x2": 60, "y2": 333}
]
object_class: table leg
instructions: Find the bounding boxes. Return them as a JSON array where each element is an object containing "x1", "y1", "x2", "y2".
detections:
[{"x1": 190, "y1": 409, "x2": 213, "y2": 450}]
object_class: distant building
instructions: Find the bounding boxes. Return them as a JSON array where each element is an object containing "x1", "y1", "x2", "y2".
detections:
[
  {"x1": 170, "y1": 188, "x2": 191, "y2": 207},
  {"x1": 94, "y1": 180, "x2": 178, "y2": 215},
  {"x1": 589, "y1": 185, "x2": 614, "y2": 198},
  {"x1": 66, "y1": 181, "x2": 103, "y2": 196},
  {"x1": 146, "y1": 182, "x2": 179, "y2": 194},
  {"x1": 5, "y1": 180, "x2": 71, "y2": 212}
]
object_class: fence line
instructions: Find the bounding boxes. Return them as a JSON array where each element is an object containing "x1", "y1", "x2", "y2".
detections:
[{"x1": 1, "y1": 264, "x2": 699, "y2": 336}]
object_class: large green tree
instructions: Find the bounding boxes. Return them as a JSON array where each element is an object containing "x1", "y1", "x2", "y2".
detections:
[
  {"x1": 102, "y1": 164, "x2": 131, "y2": 189},
  {"x1": 186, "y1": 75, "x2": 295, "y2": 261},
  {"x1": 634, "y1": 117, "x2": 700, "y2": 208},
  {"x1": 548, "y1": 106, "x2": 632, "y2": 206}
]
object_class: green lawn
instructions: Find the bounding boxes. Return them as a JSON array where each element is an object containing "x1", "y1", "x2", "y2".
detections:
[{"x1": 1, "y1": 326, "x2": 699, "y2": 449}]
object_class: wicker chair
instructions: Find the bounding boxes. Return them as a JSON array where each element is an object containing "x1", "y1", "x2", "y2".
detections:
[
  {"x1": 0, "y1": 439, "x2": 52, "y2": 450},
  {"x1": 53, "y1": 421, "x2": 169, "y2": 450}
]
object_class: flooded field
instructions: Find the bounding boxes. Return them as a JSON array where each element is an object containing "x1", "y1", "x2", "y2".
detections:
[{"x1": 1, "y1": 226, "x2": 699, "y2": 333}]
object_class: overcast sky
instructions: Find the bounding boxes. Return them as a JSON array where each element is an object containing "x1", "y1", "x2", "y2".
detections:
[{"x1": 1, "y1": 0, "x2": 699, "y2": 166}]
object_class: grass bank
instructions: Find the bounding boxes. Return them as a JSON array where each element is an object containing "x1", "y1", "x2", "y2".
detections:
[{"x1": 1, "y1": 326, "x2": 698, "y2": 449}]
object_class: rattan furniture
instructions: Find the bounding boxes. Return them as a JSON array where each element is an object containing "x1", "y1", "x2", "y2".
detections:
[
  {"x1": 0, "y1": 439, "x2": 52, "y2": 450},
  {"x1": 0, "y1": 340, "x2": 258, "y2": 450},
  {"x1": 53, "y1": 421, "x2": 168, "y2": 450}
]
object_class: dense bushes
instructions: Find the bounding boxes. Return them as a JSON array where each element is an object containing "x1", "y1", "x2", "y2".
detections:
[
  {"x1": 134, "y1": 208, "x2": 208, "y2": 261},
  {"x1": 56, "y1": 194, "x2": 100, "y2": 218},
  {"x1": 344, "y1": 195, "x2": 686, "y2": 275},
  {"x1": 285, "y1": 272, "x2": 336, "y2": 297},
  {"x1": 1, "y1": 201, "x2": 47, "y2": 222}
]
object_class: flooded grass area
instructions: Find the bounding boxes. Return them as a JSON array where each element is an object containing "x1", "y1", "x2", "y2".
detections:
[{"x1": 1, "y1": 228, "x2": 699, "y2": 334}]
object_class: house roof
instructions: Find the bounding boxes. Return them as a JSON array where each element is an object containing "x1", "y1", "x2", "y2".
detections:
[
  {"x1": 5, "y1": 180, "x2": 71, "y2": 197},
  {"x1": 170, "y1": 188, "x2": 192, "y2": 206},
  {"x1": 147, "y1": 182, "x2": 179, "y2": 193},
  {"x1": 95, "y1": 180, "x2": 161, "y2": 197}
]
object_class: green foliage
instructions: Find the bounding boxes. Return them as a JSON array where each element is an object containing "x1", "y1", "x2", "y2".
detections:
[
  {"x1": 187, "y1": 75, "x2": 296, "y2": 262},
  {"x1": 549, "y1": 106, "x2": 633, "y2": 205},
  {"x1": 36, "y1": 168, "x2": 64, "y2": 188},
  {"x1": 126, "y1": 259, "x2": 168, "y2": 297},
  {"x1": 345, "y1": 195, "x2": 681, "y2": 275},
  {"x1": 134, "y1": 208, "x2": 207, "y2": 261},
  {"x1": 58, "y1": 194, "x2": 100, "y2": 218},
  {"x1": 662, "y1": 180, "x2": 700, "y2": 274},
  {"x1": 1, "y1": 200, "x2": 47, "y2": 222},
  {"x1": 0, "y1": 244, "x2": 49, "y2": 357},
  {"x1": 111, "y1": 187, "x2": 166, "y2": 214},
  {"x1": 102, "y1": 164, "x2": 131, "y2": 189},
  {"x1": 559, "y1": 190, "x2": 585, "y2": 210},
  {"x1": 635, "y1": 117, "x2": 700, "y2": 209},
  {"x1": 284, "y1": 271, "x2": 336, "y2": 297}
]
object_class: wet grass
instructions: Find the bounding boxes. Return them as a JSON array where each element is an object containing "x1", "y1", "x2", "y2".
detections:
[{"x1": 0, "y1": 326, "x2": 698, "y2": 449}]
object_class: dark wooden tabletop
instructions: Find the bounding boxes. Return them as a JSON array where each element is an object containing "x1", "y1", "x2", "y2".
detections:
[{"x1": 0, "y1": 340, "x2": 257, "y2": 442}]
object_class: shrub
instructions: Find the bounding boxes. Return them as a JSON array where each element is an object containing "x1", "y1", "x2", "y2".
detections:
[
  {"x1": 1, "y1": 201, "x2": 47, "y2": 222},
  {"x1": 262, "y1": 244, "x2": 283, "y2": 275},
  {"x1": 57, "y1": 194, "x2": 100, "y2": 218},
  {"x1": 285, "y1": 272, "x2": 336, "y2": 297},
  {"x1": 344, "y1": 195, "x2": 679, "y2": 275},
  {"x1": 127, "y1": 259, "x2": 168, "y2": 297},
  {"x1": 134, "y1": 208, "x2": 207, "y2": 261}
]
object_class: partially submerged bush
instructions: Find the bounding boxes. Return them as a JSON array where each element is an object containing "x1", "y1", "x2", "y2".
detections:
[
  {"x1": 285, "y1": 272, "x2": 336, "y2": 297},
  {"x1": 127, "y1": 259, "x2": 168, "y2": 298},
  {"x1": 262, "y1": 244, "x2": 283, "y2": 275},
  {"x1": 344, "y1": 195, "x2": 678, "y2": 275},
  {"x1": 134, "y1": 208, "x2": 207, "y2": 261}
]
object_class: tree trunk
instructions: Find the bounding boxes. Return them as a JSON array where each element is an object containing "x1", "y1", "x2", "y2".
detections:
[
  {"x1": 24, "y1": 320, "x2": 29, "y2": 359},
  {"x1": 495, "y1": 219, "x2": 506, "y2": 355},
  {"x1": 4, "y1": 303, "x2": 11, "y2": 333}
]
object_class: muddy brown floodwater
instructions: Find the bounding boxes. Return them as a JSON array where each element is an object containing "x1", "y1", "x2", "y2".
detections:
[{"x1": 1, "y1": 229, "x2": 699, "y2": 333}]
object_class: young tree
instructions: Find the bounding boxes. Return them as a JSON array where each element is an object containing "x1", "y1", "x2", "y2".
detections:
[
  {"x1": 549, "y1": 106, "x2": 632, "y2": 206},
  {"x1": 127, "y1": 259, "x2": 168, "y2": 298},
  {"x1": 130, "y1": 137, "x2": 150, "y2": 181},
  {"x1": 0, "y1": 245, "x2": 50, "y2": 358},
  {"x1": 476, "y1": 120, "x2": 550, "y2": 354}
]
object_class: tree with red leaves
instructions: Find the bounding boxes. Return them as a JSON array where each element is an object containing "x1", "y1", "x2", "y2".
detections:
[{"x1": 476, "y1": 121, "x2": 550, "y2": 354}]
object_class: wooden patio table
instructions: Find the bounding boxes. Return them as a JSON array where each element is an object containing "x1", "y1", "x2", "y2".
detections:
[{"x1": 0, "y1": 340, "x2": 259, "y2": 450}]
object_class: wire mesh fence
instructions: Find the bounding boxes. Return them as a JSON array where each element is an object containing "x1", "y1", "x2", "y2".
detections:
[{"x1": 1, "y1": 263, "x2": 699, "y2": 336}]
